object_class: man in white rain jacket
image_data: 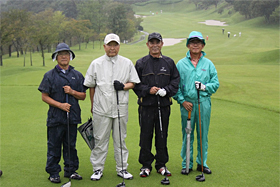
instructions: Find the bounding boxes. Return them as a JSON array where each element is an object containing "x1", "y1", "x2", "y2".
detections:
[{"x1": 84, "y1": 33, "x2": 140, "y2": 181}]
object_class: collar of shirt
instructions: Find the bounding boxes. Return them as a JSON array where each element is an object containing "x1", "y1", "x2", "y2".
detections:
[
  {"x1": 56, "y1": 64, "x2": 69, "y2": 73},
  {"x1": 105, "y1": 54, "x2": 118, "y2": 64}
]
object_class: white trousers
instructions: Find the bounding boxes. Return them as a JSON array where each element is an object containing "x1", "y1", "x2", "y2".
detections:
[{"x1": 90, "y1": 112, "x2": 129, "y2": 172}]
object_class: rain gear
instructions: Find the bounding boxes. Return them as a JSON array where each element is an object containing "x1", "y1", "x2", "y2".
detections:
[
  {"x1": 173, "y1": 50, "x2": 219, "y2": 169},
  {"x1": 83, "y1": 54, "x2": 140, "y2": 172},
  {"x1": 133, "y1": 54, "x2": 180, "y2": 171}
]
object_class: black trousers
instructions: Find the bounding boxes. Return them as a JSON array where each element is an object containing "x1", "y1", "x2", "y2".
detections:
[
  {"x1": 46, "y1": 124, "x2": 79, "y2": 177},
  {"x1": 138, "y1": 105, "x2": 170, "y2": 171}
]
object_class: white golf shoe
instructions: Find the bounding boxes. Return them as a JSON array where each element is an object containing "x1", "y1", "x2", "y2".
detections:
[
  {"x1": 90, "y1": 170, "x2": 103, "y2": 181},
  {"x1": 157, "y1": 167, "x2": 172, "y2": 176},
  {"x1": 117, "y1": 170, "x2": 133, "y2": 179}
]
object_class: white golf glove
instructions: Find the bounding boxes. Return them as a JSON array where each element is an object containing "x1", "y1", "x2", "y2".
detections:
[
  {"x1": 195, "y1": 81, "x2": 206, "y2": 91},
  {"x1": 156, "y1": 88, "x2": 167, "y2": 97}
]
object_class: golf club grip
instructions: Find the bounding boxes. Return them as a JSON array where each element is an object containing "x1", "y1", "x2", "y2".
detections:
[
  {"x1": 116, "y1": 90, "x2": 119, "y2": 105},
  {"x1": 188, "y1": 110, "x2": 191, "y2": 119}
]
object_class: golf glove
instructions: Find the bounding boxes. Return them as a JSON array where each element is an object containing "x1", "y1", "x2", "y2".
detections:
[
  {"x1": 114, "y1": 80, "x2": 124, "y2": 91},
  {"x1": 195, "y1": 81, "x2": 206, "y2": 91},
  {"x1": 156, "y1": 88, "x2": 167, "y2": 97}
]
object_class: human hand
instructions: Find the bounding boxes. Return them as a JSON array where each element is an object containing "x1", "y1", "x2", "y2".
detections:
[
  {"x1": 63, "y1": 85, "x2": 74, "y2": 95},
  {"x1": 150, "y1": 86, "x2": 160, "y2": 95},
  {"x1": 195, "y1": 81, "x2": 206, "y2": 91},
  {"x1": 156, "y1": 88, "x2": 166, "y2": 97},
  {"x1": 182, "y1": 101, "x2": 193, "y2": 111},
  {"x1": 114, "y1": 80, "x2": 124, "y2": 91},
  {"x1": 60, "y1": 103, "x2": 71, "y2": 112}
]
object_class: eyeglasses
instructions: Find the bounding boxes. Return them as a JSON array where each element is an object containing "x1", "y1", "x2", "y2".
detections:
[
  {"x1": 57, "y1": 52, "x2": 70, "y2": 56},
  {"x1": 189, "y1": 39, "x2": 203, "y2": 45},
  {"x1": 190, "y1": 41, "x2": 203, "y2": 45}
]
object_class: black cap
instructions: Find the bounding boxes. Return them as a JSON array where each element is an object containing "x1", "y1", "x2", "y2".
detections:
[
  {"x1": 51, "y1": 43, "x2": 75, "y2": 60},
  {"x1": 148, "y1": 32, "x2": 162, "y2": 41}
]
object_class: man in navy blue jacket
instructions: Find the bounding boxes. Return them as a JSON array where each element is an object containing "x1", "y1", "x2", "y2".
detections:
[{"x1": 38, "y1": 43, "x2": 87, "y2": 183}]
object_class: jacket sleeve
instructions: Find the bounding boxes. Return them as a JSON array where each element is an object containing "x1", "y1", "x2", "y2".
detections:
[
  {"x1": 163, "y1": 59, "x2": 180, "y2": 97},
  {"x1": 205, "y1": 63, "x2": 219, "y2": 95},
  {"x1": 133, "y1": 59, "x2": 151, "y2": 98},
  {"x1": 172, "y1": 63, "x2": 185, "y2": 104}
]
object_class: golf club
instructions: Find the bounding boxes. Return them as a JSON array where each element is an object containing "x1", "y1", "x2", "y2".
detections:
[
  {"x1": 160, "y1": 166, "x2": 170, "y2": 185},
  {"x1": 185, "y1": 110, "x2": 192, "y2": 175},
  {"x1": 157, "y1": 96, "x2": 169, "y2": 185},
  {"x1": 157, "y1": 96, "x2": 164, "y2": 139},
  {"x1": 115, "y1": 90, "x2": 125, "y2": 187},
  {"x1": 195, "y1": 89, "x2": 205, "y2": 182},
  {"x1": 61, "y1": 94, "x2": 71, "y2": 187}
]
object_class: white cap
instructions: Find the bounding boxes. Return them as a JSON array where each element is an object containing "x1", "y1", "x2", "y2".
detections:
[{"x1": 104, "y1": 33, "x2": 120, "y2": 45}]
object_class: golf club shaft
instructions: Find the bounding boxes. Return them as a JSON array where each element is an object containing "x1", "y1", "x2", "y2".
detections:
[
  {"x1": 186, "y1": 110, "x2": 192, "y2": 173},
  {"x1": 66, "y1": 94, "x2": 71, "y2": 183},
  {"x1": 197, "y1": 90, "x2": 203, "y2": 173},
  {"x1": 157, "y1": 96, "x2": 163, "y2": 138},
  {"x1": 116, "y1": 91, "x2": 125, "y2": 184}
]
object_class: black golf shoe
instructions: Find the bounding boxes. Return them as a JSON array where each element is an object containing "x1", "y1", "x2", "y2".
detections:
[
  {"x1": 48, "y1": 176, "x2": 61, "y2": 183},
  {"x1": 64, "y1": 172, "x2": 82, "y2": 180},
  {"x1": 197, "y1": 164, "x2": 212, "y2": 174},
  {"x1": 181, "y1": 168, "x2": 193, "y2": 175}
]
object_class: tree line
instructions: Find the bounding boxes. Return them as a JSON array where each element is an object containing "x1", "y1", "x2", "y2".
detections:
[
  {"x1": 0, "y1": 0, "x2": 143, "y2": 66},
  {"x1": 189, "y1": 0, "x2": 279, "y2": 23}
]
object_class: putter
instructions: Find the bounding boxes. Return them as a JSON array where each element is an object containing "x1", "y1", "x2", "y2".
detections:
[
  {"x1": 185, "y1": 110, "x2": 192, "y2": 175},
  {"x1": 195, "y1": 89, "x2": 205, "y2": 182},
  {"x1": 157, "y1": 96, "x2": 164, "y2": 138},
  {"x1": 160, "y1": 166, "x2": 170, "y2": 185},
  {"x1": 61, "y1": 94, "x2": 71, "y2": 187},
  {"x1": 116, "y1": 90, "x2": 126, "y2": 187}
]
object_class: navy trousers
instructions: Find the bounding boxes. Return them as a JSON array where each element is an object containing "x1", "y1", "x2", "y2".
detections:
[{"x1": 46, "y1": 124, "x2": 79, "y2": 177}]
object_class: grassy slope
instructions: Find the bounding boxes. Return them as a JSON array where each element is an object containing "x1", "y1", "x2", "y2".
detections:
[{"x1": 0, "y1": 0, "x2": 279, "y2": 186}]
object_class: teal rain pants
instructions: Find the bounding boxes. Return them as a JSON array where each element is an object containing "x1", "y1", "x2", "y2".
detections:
[{"x1": 180, "y1": 97, "x2": 211, "y2": 169}]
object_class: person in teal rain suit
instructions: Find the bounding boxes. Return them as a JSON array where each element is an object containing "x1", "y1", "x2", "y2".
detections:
[{"x1": 173, "y1": 31, "x2": 219, "y2": 175}]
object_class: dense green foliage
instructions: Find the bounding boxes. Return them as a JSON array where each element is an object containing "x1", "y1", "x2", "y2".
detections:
[{"x1": 0, "y1": 0, "x2": 142, "y2": 66}]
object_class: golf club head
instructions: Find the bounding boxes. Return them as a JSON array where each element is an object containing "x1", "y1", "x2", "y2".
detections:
[
  {"x1": 61, "y1": 181, "x2": 71, "y2": 187},
  {"x1": 161, "y1": 177, "x2": 170, "y2": 185},
  {"x1": 196, "y1": 173, "x2": 205, "y2": 182},
  {"x1": 116, "y1": 182, "x2": 125, "y2": 187}
]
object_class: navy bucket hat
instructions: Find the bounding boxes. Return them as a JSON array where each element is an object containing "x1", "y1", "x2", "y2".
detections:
[{"x1": 51, "y1": 43, "x2": 75, "y2": 60}]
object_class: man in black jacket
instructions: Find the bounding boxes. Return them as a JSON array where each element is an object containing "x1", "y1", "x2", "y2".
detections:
[{"x1": 133, "y1": 32, "x2": 180, "y2": 178}]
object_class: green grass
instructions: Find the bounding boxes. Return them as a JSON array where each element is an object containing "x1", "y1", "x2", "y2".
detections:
[{"x1": 0, "y1": 1, "x2": 279, "y2": 186}]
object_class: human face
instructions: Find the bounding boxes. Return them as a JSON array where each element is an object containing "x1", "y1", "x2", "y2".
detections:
[
  {"x1": 57, "y1": 51, "x2": 70, "y2": 69},
  {"x1": 187, "y1": 39, "x2": 205, "y2": 55},
  {"x1": 146, "y1": 39, "x2": 163, "y2": 58},
  {"x1": 103, "y1": 41, "x2": 120, "y2": 57}
]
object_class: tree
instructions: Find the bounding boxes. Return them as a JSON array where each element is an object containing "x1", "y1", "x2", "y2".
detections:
[
  {"x1": 30, "y1": 9, "x2": 59, "y2": 66},
  {"x1": 77, "y1": 0, "x2": 108, "y2": 34},
  {"x1": 250, "y1": 0, "x2": 279, "y2": 23},
  {"x1": 0, "y1": 11, "x2": 14, "y2": 65},
  {"x1": 189, "y1": 0, "x2": 202, "y2": 9},
  {"x1": 233, "y1": 1, "x2": 252, "y2": 19},
  {"x1": 69, "y1": 19, "x2": 92, "y2": 50}
]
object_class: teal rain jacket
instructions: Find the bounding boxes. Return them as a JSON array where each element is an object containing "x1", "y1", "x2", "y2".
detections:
[{"x1": 173, "y1": 51, "x2": 219, "y2": 103}]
